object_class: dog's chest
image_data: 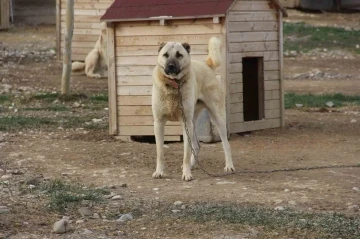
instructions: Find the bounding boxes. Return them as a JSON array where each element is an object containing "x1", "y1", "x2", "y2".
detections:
[{"x1": 159, "y1": 90, "x2": 182, "y2": 121}]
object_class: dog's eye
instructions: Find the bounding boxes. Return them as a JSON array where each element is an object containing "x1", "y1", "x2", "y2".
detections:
[
  {"x1": 176, "y1": 52, "x2": 183, "y2": 59},
  {"x1": 163, "y1": 53, "x2": 169, "y2": 58}
]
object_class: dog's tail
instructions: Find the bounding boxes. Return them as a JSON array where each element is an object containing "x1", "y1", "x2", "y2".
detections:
[
  {"x1": 206, "y1": 37, "x2": 222, "y2": 69},
  {"x1": 71, "y1": 61, "x2": 86, "y2": 75}
]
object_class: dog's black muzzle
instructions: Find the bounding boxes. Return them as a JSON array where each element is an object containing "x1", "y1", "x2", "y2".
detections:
[{"x1": 165, "y1": 61, "x2": 180, "y2": 75}]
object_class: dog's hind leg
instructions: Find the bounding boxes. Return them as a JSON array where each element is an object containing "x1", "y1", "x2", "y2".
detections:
[
  {"x1": 190, "y1": 102, "x2": 205, "y2": 168},
  {"x1": 205, "y1": 102, "x2": 235, "y2": 173},
  {"x1": 153, "y1": 119, "x2": 166, "y2": 179},
  {"x1": 85, "y1": 51, "x2": 102, "y2": 78}
]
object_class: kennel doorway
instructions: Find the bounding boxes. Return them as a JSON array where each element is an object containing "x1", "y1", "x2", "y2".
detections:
[{"x1": 242, "y1": 57, "x2": 265, "y2": 122}]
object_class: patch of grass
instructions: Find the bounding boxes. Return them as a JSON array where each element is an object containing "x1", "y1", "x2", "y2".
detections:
[
  {"x1": 22, "y1": 105, "x2": 70, "y2": 112},
  {"x1": 0, "y1": 95, "x2": 10, "y2": 103},
  {"x1": 40, "y1": 179, "x2": 110, "y2": 212},
  {"x1": 31, "y1": 92, "x2": 59, "y2": 102},
  {"x1": 0, "y1": 116, "x2": 56, "y2": 131},
  {"x1": 90, "y1": 94, "x2": 108, "y2": 102},
  {"x1": 284, "y1": 22, "x2": 360, "y2": 54},
  {"x1": 0, "y1": 115, "x2": 108, "y2": 131},
  {"x1": 285, "y1": 93, "x2": 360, "y2": 109},
  {"x1": 185, "y1": 204, "x2": 360, "y2": 238}
]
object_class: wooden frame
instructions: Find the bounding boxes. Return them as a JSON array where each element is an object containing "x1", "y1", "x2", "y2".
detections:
[
  {"x1": 56, "y1": 0, "x2": 61, "y2": 59},
  {"x1": 107, "y1": 23, "x2": 118, "y2": 135},
  {"x1": 278, "y1": 11, "x2": 285, "y2": 127},
  {"x1": 0, "y1": 0, "x2": 10, "y2": 30}
]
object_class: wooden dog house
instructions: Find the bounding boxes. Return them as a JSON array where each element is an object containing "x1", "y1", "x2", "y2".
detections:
[
  {"x1": 56, "y1": 0, "x2": 113, "y2": 60},
  {"x1": 101, "y1": 0, "x2": 288, "y2": 141}
]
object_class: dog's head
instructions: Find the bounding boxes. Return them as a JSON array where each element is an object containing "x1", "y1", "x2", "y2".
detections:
[{"x1": 157, "y1": 42, "x2": 191, "y2": 80}]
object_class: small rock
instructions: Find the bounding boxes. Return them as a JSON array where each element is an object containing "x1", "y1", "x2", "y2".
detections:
[
  {"x1": 75, "y1": 220, "x2": 84, "y2": 224},
  {"x1": 356, "y1": 44, "x2": 359, "y2": 49},
  {"x1": 284, "y1": 189, "x2": 290, "y2": 193},
  {"x1": 288, "y1": 200, "x2": 297, "y2": 205},
  {"x1": 0, "y1": 206, "x2": 11, "y2": 214},
  {"x1": 78, "y1": 207, "x2": 93, "y2": 217},
  {"x1": 172, "y1": 210, "x2": 181, "y2": 213},
  {"x1": 92, "y1": 118, "x2": 103, "y2": 123},
  {"x1": 1, "y1": 175, "x2": 12, "y2": 180},
  {"x1": 174, "y1": 201, "x2": 183, "y2": 206},
  {"x1": 348, "y1": 205, "x2": 359, "y2": 212},
  {"x1": 53, "y1": 219, "x2": 70, "y2": 234},
  {"x1": 350, "y1": 119, "x2": 357, "y2": 123},
  {"x1": 120, "y1": 183, "x2": 127, "y2": 188},
  {"x1": 153, "y1": 188, "x2": 159, "y2": 191},
  {"x1": 116, "y1": 219, "x2": 126, "y2": 224},
  {"x1": 73, "y1": 102, "x2": 81, "y2": 108},
  {"x1": 119, "y1": 213, "x2": 133, "y2": 222},
  {"x1": 111, "y1": 195, "x2": 122, "y2": 200},
  {"x1": 275, "y1": 206, "x2": 285, "y2": 211},
  {"x1": 26, "y1": 177, "x2": 41, "y2": 186},
  {"x1": 81, "y1": 229, "x2": 93, "y2": 235},
  {"x1": 299, "y1": 219, "x2": 307, "y2": 223},
  {"x1": 163, "y1": 145, "x2": 169, "y2": 148},
  {"x1": 92, "y1": 213, "x2": 100, "y2": 219},
  {"x1": 295, "y1": 104, "x2": 303, "y2": 108},
  {"x1": 141, "y1": 227, "x2": 147, "y2": 230},
  {"x1": 326, "y1": 101, "x2": 334, "y2": 108},
  {"x1": 28, "y1": 184, "x2": 36, "y2": 189},
  {"x1": 9, "y1": 152, "x2": 22, "y2": 157},
  {"x1": 352, "y1": 187, "x2": 360, "y2": 192},
  {"x1": 181, "y1": 205, "x2": 186, "y2": 210},
  {"x1": 62, "y1": 216, "x2": 70, "y2": 220}
]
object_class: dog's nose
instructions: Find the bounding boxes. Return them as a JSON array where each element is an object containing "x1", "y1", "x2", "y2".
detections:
[{"x1": 168, "y1": 63, "x2": 175, "y2": 69}]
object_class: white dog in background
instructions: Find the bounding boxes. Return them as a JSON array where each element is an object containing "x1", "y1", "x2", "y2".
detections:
[
  {"x1": 151, "y1": 37, "x2": 235, "y2": 181},
  {"x1": 71, "y1": 22, "x2": 108, "y2": 78}
]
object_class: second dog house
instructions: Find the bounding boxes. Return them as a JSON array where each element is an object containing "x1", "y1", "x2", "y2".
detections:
[{"x1": 101, "y1": 0, "x2": 287, "y2": 141}]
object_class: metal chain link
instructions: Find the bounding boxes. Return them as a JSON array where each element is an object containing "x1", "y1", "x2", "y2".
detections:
[{"x1": 177, "y1": 87, "x2": 360, "y2": 177}]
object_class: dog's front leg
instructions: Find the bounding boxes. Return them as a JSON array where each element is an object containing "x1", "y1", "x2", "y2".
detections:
[
  {"x1": 181, "y1": 120, "x2": 194, "y2": 181},
  {"x1": 153, "y1": 119, "x2": 165, "y2": 178}
]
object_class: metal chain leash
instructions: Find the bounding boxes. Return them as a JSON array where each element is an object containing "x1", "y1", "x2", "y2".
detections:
[{"x1": 177, "y1": 87, "x2": 360, "y2": 177}]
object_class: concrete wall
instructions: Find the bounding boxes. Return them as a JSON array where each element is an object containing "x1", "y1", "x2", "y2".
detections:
[{"x1": 13, "y1": 0, "x2": 55, "y2": 25}]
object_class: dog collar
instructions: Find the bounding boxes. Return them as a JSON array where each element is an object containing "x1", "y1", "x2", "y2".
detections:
[{"x1": 165, "y1": 78, "x2": 182, "y2": 89}]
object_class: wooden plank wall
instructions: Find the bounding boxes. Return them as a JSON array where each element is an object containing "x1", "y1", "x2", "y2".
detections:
[
  {"x1": 228, "y1": 0, "x2": 282, "y2": 133},
  {"x1": 58, "y1": 0, "x2": 112, "y2": 61},
  {"x1": 0, "y1": 0, "x2": 10, "y2": 30},
  {"x1": 115, "y1": 19, "x2": 223, "y2": 137}
]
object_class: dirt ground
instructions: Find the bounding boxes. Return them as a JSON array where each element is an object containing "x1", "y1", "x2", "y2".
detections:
[{"x1": 1, "y1": 10, "x2": 360, "y2": 239}]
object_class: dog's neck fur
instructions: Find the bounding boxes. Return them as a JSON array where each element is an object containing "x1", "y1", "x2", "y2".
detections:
[{"x1": 157, "y1": 68, "x2": 187, "y2": 89}]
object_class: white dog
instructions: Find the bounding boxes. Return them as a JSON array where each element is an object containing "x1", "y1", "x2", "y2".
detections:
[
  {"x1": 71, "y1": 23, "x2": 108, "y2": 78},
  {"x1": 151, "y1": 37, "x2": 235, "y2": 181}
]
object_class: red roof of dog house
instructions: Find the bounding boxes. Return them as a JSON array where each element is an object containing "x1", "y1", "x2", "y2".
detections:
[{"x1": 101, "y1": 0, "x2": 287, "y2": 22}]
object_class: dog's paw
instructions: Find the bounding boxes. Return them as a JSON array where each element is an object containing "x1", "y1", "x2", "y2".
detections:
[
  {"x1": 152, "y1": 171, "x2": 164, "y2": 179},
  {"x1": 224, "y1": 165, "x2": 235, "y2": 173},
  {"x1": 182, "y1": 172, "x2": 193, "y2": 181}
]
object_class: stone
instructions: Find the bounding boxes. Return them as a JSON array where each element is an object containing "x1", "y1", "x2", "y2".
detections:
[
  {"x1": 284, "y1": 189, "x2": 290, "y2": 193},
  {"x1": 288, "y1": 200, "x2": 297, "y2": 205},
  {"x1": 153, "y1": 188, "x2": 159, "y2": 191},
  {"x1": 352, "y1": 187, "x2": 360, "y2": 192},
  {"x1": 111, "y1": 195, "x2": 123, "y2": 200},
  {"x1": 92, "y1": 213, "x2": 100, "y2": 219},
  {"x1": 0, "y1": 206, "x2": 10, "y2": 214},
  {"x1": 75, "y1": 220, "x2": 84, "y2": 224},
  {"x1": 295, "y1": 104, "x2": 303, "y2": 108},
  {"x1": 275, "y1": 206, "x2": 285, "y2": 211},
  {"x1": 53, "y1": 219, "x2": 70, "y2": 234},
  {"x1": 119, "y1": 213, "x2": 133, "y2": 222},
  {"x1": 26, "y1": 177, "x2": 41, "y2": 186},
  {"x1": 1, "y1": 175, "x2": 12, "y2": 180},
  {"x1": 326, "y1": 101, "x2": 334, "y2": 108},
  {"x1": 348, "y1": 205, "x2": 359, "y2": 212},
  {"x1": 350, "y1": 119, "x2": 357, "y2": 123},
  {"x1": 81, "y1": 229, "x2": 93, "y2": 235},
  {"x1": 181, "y1": 205, "x2": 186, "y2": 210},
  {"x1": 9, "y1": 152, "x2": 22, "y2": 158},
  {"x1": 120, "y1": 183, "x2": 127, "y2": 188},
  {"x1": 174, "y1": 201, "x2": 183, "y2": 206},
  {"x1": 172, "y1": 210, "x2": 181, "y2": 214},
  {"x1": 73, "y1": 102, "x2": 81, "y2": 108},
  {"x1": 78, "y1": 207, "x2": 93, "y2": 217},
  {"x1": 116, "y1": 219, "x2": 126, "y2": 224},
  {"x1": 92, "y1": 118, "x2": 103, "y2": 123}
]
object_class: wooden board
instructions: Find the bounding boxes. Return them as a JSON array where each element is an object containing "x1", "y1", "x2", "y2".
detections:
[
  {"x1": 231, "y1": 1, "x2": 277, "y2": 11},
  {"x1": 230, "y1": 118, "x2": 280, "y2": 133},
  {"x1": 58, "y1": 0, "x2": 113, "y2": 61},
  {"x1": 107, "y1": 25, "x2": 117, "y2": 135},
  {"x1": 228, "y1": 32, "x2": 278, "y2": 43},
  {"x1": 119, "y1": 116, "x2": 180, "y2": 126},
  {"x1": 0, "y1": 0, "x2": 10, "y2": 30},
  {"x1": 229, "y1": 42, "x2": 278, "y2": 53},
  {"x1": 228, "y1": 11, "x2": 278, "y2": 22},
  {"x1": 118, "y1": 126, "x2": 183, "y2": 136},
  {"x1": 229, "y1": 22, "x2": 278, "y2": 32}
]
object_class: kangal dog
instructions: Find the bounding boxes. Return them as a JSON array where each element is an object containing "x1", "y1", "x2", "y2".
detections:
[
  {"x1": 152, "y1": 37, "x2": 235, "y2": 181},
  {"x1": 71, "y1": 22, "x2": 108, "y2": 78}
]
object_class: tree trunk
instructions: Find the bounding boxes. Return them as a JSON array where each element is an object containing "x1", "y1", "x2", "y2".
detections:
[{"x1": 61, "y1": 0, "x2": 74, "y2": 95}]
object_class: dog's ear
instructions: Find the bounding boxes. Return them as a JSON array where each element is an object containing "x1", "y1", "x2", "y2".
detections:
[
  {"x1": 158, "y1": 42, "x2": 166, "y2": 52},
  {"x1": 182, "y1": 43, "x2": 191, "y2": 54}
]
